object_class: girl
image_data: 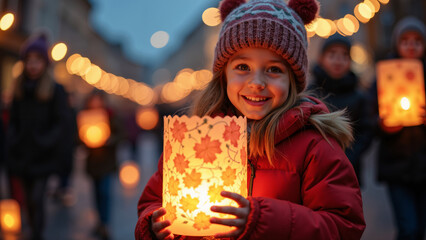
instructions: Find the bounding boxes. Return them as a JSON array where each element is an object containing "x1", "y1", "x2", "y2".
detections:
[
  {"x1": 135, "y1": 0, "x2": 365, "y2": 239},
  {"x1": 6, "y1": 33, "x2": 71, "y2": 240}
]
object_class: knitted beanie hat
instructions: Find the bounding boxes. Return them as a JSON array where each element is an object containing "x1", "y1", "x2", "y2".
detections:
[
  {"x1": 20, "y1": 33, "x2": 50, "y2": 64},
  {"x1": 391, "y1": 16, "x2": 426, "y2": 54},
  {"x1": 321, "y1": 34, "x2": 352, "y2": 54},
  {"x1": 213, "y1": 0, "x2": 319, "y2": 93}
]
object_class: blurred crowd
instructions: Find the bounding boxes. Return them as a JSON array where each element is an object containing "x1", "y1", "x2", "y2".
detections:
[{"x1": 0, "y1": 14, "x2": 425, "y2": 240}]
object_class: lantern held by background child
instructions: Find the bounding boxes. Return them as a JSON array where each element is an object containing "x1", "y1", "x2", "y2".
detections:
[
  {"x1": 163, "y1": 115, "x2": 247, "y2": 236},
  {"x1": 376, "y1": 59, "x2": 425, "y2": 127},
  {"x1": 77, "y1": 109, "x2": 111, "y2": 148}
]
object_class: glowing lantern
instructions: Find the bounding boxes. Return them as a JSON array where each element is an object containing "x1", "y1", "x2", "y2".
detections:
[
  {"x1": 119, "y1": 161, "x2": 140, "y2": 188},
  {"x1": 376, "y1": 59, "x2": 425, "y2": 127},
  {"x1": 0, "y1": 199, "x2": 21, "y2": 234},
  {"x1": 77, "y1": 109, "x2": 111, "y2": 148},
  {"x1": 163, "y1": 115, "x2": 247, "y2": 236}
]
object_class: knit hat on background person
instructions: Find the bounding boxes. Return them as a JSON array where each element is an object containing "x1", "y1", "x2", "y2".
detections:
[
  {"x1": 391, "y1": 16, "x2": 426, "y2": 53},
  {"x1": 20, "y1": 32, "x2": 50, "y2": 64},
  {"x1": 321, "y1": 34, "x2": 352, "y2": 54},
  {"x1": 213, "y1": 0, "x2": 319, "y2": 93}
]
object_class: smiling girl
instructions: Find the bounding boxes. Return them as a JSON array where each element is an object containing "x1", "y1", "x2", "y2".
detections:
[{"x1": 135, "y1": 0, "x2": 366, "y2": 239}]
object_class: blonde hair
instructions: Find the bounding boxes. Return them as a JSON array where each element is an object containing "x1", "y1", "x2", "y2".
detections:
[
  {"x1": 13, "y1": 72, "x2": 54, "y2": 102},
  {"x1": 191, "y1": 68, "x2": 353, "y2": 165}
]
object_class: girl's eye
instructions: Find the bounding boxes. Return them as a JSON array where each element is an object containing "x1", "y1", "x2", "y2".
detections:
[
  {"x1": 267, "y1": 66, "x2": 283, "y2": 73},
  {"x1": 235, "y1": 64, "x2": 250, "y2": 71}
]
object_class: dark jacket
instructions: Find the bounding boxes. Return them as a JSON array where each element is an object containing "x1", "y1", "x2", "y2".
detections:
[
  {"x1": 310, "y1": 65, "x2": 373, "y2": 183},
  {"x1": 6, "y1": 77, "x2": 71, "y2": 177},
  {"x1": 135, "y1": 97, "x2": 365, "y2": 240},
  {"x1": 369, "y1": 57, "x2": 426, "y2": 184}
]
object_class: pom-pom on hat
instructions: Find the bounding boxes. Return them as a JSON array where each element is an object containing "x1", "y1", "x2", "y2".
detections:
[
  {"x1": 20, "y1": 32, "x2": 50, "y2": 64},
  {"x1": 214, "y1": 0, "x2": 319, "y2": 93}
]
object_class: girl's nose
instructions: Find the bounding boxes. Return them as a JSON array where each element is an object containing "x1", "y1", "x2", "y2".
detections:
[{"x1": 248, "y1": 71, "x2": 266, "y2": 89}]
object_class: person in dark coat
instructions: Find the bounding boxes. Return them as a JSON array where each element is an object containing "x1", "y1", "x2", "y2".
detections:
[
  {"x1": 81, "y1": 91, "x2": 122, "y2": 240},
  {"x1": 309, "y1": 35, "x2": 373, "y2": 186},
  {"x1": 6, "y1": 33, "x2": 72, "y2": 240},
  {"x1": 369, "y1": 16, "x2": 426, "y2": 240}
]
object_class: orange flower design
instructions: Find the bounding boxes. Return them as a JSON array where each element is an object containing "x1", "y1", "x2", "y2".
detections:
[
  {"x1": 193, "y1": 212, "x2": 211, "y2": 231},
  {"x1": 171, "y1": 120, "x2": 187, "y2": 143},
  {"x1": 164, "y1": 140, "x2": 172, "y2": 162},
  {"x1": 180, "y1": 194, "x2": 199, "y2": 212},
  {"x1": 223, "y1": 120, "x2": 241, "y2": 147},
  {"x1": 208, "y1": 185, "x2": 224, "y2": 203},
  {"x1": 222, "y1": 166, "x2": 236, "y2": 186},
  {"x1": 240, "y1": 146, "x2": 247, "y2": 167},
  {"x1": 183, "y1": 169, "x2": 202, "y2": 188},
  {"x1": 174, "y1": 153, "x2": 188, "y2": 174},
  {"x1": 194, "y1": 136, "x2": 222, "y2": 164},
  {"x1": 168, "y1": 177, "x2": 180, "y2": 196},
  {"x1": 164, "y1": 202, "x2": 177, "y2": 224}
]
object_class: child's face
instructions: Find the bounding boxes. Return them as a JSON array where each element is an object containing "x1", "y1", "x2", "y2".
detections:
[
  {"x1": 397, "y1": 31, "x2": 425, "y2": 59},
  {"x1": 225, "y1": 48, "x2": 290, "y2": 120},
  {"x1": 24, "y1": 51, "x2": 47, "y2": 80},
  {"x1": 319, "y1": 44, "x2": 351, "y2": 79}
]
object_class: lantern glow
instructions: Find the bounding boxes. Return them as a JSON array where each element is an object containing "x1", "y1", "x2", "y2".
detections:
[
  {"x1": 163, "y1": 115, "x2": 247, "y2": 236},
  {"x1": 376, "y1": 59, "x2": 425, "y2": 127},
  {"x1": 400, "y1": 97, "x2": 410, "y2": 110},
  {"x1": 77, "y1": 109, "x2": 111, "y2": 148},
  {"x1": 0, "y1": 199, "x2": 21, "y2": 234}
]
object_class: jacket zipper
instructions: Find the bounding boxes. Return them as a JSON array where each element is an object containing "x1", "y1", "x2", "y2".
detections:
[{"x1": 248, "y1": 159, "x2": 256, "y2": 197}]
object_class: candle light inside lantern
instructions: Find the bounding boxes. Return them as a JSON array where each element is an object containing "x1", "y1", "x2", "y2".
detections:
[
  {"x1": 0, "y1": 199, "x2": 21, "y2": 234},
  {"x1": 163, "y1": 115, "x2": 247, "y2": 236},
  {"x1": 400, "y1": 97, "x2": 410, "y2": 110}
]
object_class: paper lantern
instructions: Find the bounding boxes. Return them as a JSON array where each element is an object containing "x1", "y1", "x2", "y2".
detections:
[
  {"x1": 0, "y1": 199, "x2": 21, "y2": 234},
  {"x1": 77, "y1": 109, "x2": 111, "y2": 148},
  {"x1": 163, "y1": 115, "x2": 247, "y2": 236},
  {"x1": 376, "y1": 59, "x2": 425, "y2": 127}
]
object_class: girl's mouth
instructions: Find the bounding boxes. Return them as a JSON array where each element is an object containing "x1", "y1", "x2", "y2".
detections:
[{"x1": 242, "y1": 95, "x2": 271, "y2": 106}]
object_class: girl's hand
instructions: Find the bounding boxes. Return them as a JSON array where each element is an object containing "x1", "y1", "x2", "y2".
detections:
[
  {"x1": 151, "y1": 208, "x2": 174, "y2": 240},
  {"x1": 210, "y1": 191, "x2": 250, "y2": 238}
]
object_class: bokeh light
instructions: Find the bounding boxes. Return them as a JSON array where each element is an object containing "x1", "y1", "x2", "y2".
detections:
[
  {"x1": 202, "y1": 8, "x2": 221, "y2": 27},
  {"x1": 11, "y1": 61, "x2": 23, "y2": 79},
  {"x1": 119, "y1": 161, "x2": 140, "y2": 188},
  {"x1": 84, "y1": 64, "x2": 102, "y2": 85},
  {"x1": 136, "y1": 107, "x2": 159, "y2": 130},
  {"x1": 51, "y1": 42, "x2": 68, "y2": 61},
  {"x1": 0, "y1": 13, "x2": 14, "y2": 31},
  {"x1": 351, "y1": 44, "x2": 369, "y2": 65},
  {"x1": 151, "y1": 31, "x2": 169, "y2": 48}
]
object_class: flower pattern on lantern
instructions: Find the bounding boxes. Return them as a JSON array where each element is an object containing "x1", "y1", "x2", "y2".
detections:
[
  {"x1": 223, "y1": 119, "x2": 240, "y2": 147},
  {"x1": 194, "y1": 136, "x2": 222, "y2": 164},
  {"x1": 193, "y1": 212, "x2": 212, "y2": 231},
  {"x1": 163, "y1": 115, "x2": 247, "y2": 236}
]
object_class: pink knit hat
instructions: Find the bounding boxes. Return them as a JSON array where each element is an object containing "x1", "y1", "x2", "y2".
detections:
[{"x1": 213, "y1": 0, "x2": 319, "y2": 92}]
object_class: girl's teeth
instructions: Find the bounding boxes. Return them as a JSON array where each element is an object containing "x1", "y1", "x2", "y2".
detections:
[{"x1": 246, "y1": 96, "x2": 267, "y2": 102}]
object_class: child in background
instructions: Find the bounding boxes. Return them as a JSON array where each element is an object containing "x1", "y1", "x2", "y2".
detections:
[
  {"x1": 135, "y1": 0, "x2": 365, "y2": 239},
  {"x1": 369, "y1": 16, "x2": 426, "y2": 240},
  {"x1": 309, "y1": 35, "x2": 373, "y2": 187},
  {"x1": 6, "y1": 33, "x2": 72, "y2": 240}
]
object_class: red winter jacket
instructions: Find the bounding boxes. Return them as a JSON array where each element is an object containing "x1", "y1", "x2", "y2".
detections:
[{"x1": 135, "y1": 97, "x2": 366, "y2": 240}]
